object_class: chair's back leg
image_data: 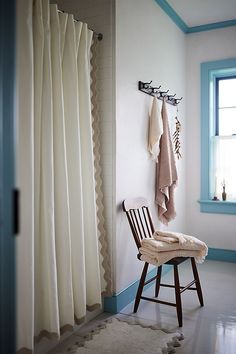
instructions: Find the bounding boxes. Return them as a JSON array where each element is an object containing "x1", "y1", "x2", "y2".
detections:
[
  {"x1": 155, "y1": 266, "x2": 162, "y2": 298},
  {"x1": 174, "y1": 264, "x2": 183, "y2": 327},
  {"x1": 191, "y1": 257, "x2": 204, "y2": 306},
  {"x1": 134, "y1": 262, "x2": 149, "y2": 313}
]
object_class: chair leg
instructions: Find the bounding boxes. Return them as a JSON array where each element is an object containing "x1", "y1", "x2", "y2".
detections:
[
  {"x1": 155, "y1": 265, "x2": 162, "y2": 298},
  {"x1": 191, "y1": 257, "x2": 204, "y2": 306},
  {"x1": 174, "y1": 264, "x2": 183, "y2": 327},
  {"x1": 134, "y1": 262, "x2": 149, "y2": 313}
]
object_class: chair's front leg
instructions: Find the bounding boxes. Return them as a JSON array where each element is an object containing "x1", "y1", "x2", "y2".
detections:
[
  {"x1": 174, "y1": 264, "x2": 183, "y2": 327},
  {"x1": 155, "y1": 265, "x2": 162, "y2": 297},
  {"x1": 191, "y1": 257, "x2": 204, "y2": 306},
  {"x1": 134, "y1": 262, "x2": 149, "y2": 313}
]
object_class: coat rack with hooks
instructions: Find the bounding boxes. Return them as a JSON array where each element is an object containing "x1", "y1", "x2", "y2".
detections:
[{"x1": 138, "y1": 80, "x2": 183, "y2": 106}]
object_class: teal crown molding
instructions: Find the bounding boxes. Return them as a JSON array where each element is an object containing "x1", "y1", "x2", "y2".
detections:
[
  {"x1": 155, "y1": 0, "x2": 236, "y2": 34},
  {"x1": 154, "y1": 0, "x2": 188, "y2": 33}
]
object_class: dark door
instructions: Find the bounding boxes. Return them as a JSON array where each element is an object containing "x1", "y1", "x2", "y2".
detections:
[{"x1": 0, "y1": 0, "x2": 16, "y2": 353}]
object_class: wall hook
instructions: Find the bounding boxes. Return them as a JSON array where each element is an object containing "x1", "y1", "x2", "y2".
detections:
[
  {"x1": 159, "y1": 89, "x2": 169, "y2": 98},
  {"x1": 143, "y1": 80, "x2": 152, "y2": 89},
  {"x1": 167, "y1": 94, "x2": 176, "y2": 100},
  {"x1": 152, "y1": 85, "x2": 161, "y2": 94},
  {"x1": 138, "y1": 80, "x2": 152, "y2": 91},
  {"x1": 175, "y1": 97, "x2": 183, "y2": 104}
]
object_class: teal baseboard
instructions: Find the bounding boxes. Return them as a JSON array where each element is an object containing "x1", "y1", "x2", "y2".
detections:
[
  {"x1": 207, "y1": 247, "x2": 236, "y2": 263},
  {"x1": 104, "y1": 248, "x2": 236, "y2": 314},
  {"x1": 104, "y1": 264, "x2": 172, "y2": 314}
]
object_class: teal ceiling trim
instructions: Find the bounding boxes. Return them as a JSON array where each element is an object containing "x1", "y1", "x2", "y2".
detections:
[
  {"x1": 187, "y1": 19, "x2": 236, "y2": 33},
  {"x1": 155, "y1": 0, "x2": 188, "y2": 33},
  {"x1": 155, "y1": 0, "x2": 236, "y2": 34}
]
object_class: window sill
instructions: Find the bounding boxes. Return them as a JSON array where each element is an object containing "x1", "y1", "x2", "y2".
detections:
[{"x1": 198, "y1": 199, "x2": 236, "y2": 214}]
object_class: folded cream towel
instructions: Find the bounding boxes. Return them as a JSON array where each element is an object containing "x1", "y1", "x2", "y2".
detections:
[
  {"x1": 155, "y1": 99, "x2": 178, "y2": 225},
  {"x1": 140, "y1": 232, "x2": 208, "y2": 266},
  {"x1": 140, "y1": 240, "x2": 207, "y2": 260},
  {"x1": 140, "y1": 249, "x2": 203, "y2": 267},
  {"x1": 154, "y1": 230, "x2": 185, "y2": 244},
  {"x1": 148, "y1": 97, "x2": 163, "y2": 162},
  {"x1": 140, "y1": 238, "x2": 179, "y2": 252},
  {"x1": 153, "y1": 231, "x2": 208, "y2": 252}
]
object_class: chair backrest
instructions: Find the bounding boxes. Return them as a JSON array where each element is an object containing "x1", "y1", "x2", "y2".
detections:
[{"x1": 123, "y1": 197, "x2": 155, "y2": 250}]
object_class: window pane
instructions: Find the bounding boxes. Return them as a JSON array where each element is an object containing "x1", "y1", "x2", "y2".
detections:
[
  {"x1": 218, "y1": 78, "x2": 236, "y2": 108},
  {"x1": 218, "y1": 107, "x2": 236, "y2": 135},
  {"x1": 213, "y1": 136, "x2": 236, "y2": 200}
]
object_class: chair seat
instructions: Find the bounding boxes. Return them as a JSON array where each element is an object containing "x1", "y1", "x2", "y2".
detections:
[{"x1": 165, "y1": 257, "x2": 189, "y2": 265}]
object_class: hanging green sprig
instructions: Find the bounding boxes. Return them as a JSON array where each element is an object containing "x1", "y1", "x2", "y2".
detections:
[{"x1": 173, "y1": 115, "x2": 182, "y2": 159}]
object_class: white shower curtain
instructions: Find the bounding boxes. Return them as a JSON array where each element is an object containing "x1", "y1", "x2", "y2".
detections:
[{"x1": 16, "y1": 0, "x2": 108, "y2": 352}]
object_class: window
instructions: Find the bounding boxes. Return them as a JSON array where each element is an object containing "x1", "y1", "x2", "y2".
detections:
[
  {"x1": 200, "y1": 59, "x2": 236, "y2": 214},
  {"x1": 214, "y1": 77, "x2": 236, "y2": 201},
  {"x1": 216, "y1": 77, "x2": 236, "y2": 136}
]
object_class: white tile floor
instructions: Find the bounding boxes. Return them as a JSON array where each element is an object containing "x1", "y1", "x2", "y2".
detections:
[
  {"x1": 119, "y1": 259, "x2": 236, "y2": 354},
  {"x1": 50, "y1": 260, "x2": 236, "y2": 354}
]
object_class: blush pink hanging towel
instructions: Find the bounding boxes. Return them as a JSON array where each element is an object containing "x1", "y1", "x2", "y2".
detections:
[{"x1": 155, "y1": 98, "x2": 178, "y2": 225}]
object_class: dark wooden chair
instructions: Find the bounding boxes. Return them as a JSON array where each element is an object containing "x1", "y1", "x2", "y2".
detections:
[{"x1": 123, "y1": 197, "x2": 204, "y2": 327}]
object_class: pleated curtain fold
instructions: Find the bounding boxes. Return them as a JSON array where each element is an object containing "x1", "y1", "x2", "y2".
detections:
[{"x1": 16, "y1": 0, "x2": 110, "y2": 352}]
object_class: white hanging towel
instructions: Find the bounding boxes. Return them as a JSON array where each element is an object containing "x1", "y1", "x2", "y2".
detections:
[{"x1": 148, "y1": 96, "x2": 163, "y2": 162}]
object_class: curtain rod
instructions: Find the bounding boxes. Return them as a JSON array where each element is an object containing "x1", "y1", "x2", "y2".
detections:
[{"x1": 57, "y1": 9, "x2": 103, "y2": 41}]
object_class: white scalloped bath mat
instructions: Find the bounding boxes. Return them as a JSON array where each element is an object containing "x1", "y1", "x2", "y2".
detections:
[{"x1": 63, "y1": 318, "x2": 184, "y2": 354}]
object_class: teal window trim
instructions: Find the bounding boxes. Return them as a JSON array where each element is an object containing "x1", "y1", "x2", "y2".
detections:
[{"x1": 200, "y1": 58, "x2": 236, "y2": 214}]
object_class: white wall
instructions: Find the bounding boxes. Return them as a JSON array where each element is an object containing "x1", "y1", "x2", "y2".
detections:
[
  {"x1": 115, "y1": 0, "x2": 187, "y2": 293},
  {"x1": 186, "y1": 26, "x2": 236, "y2": 250}
]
